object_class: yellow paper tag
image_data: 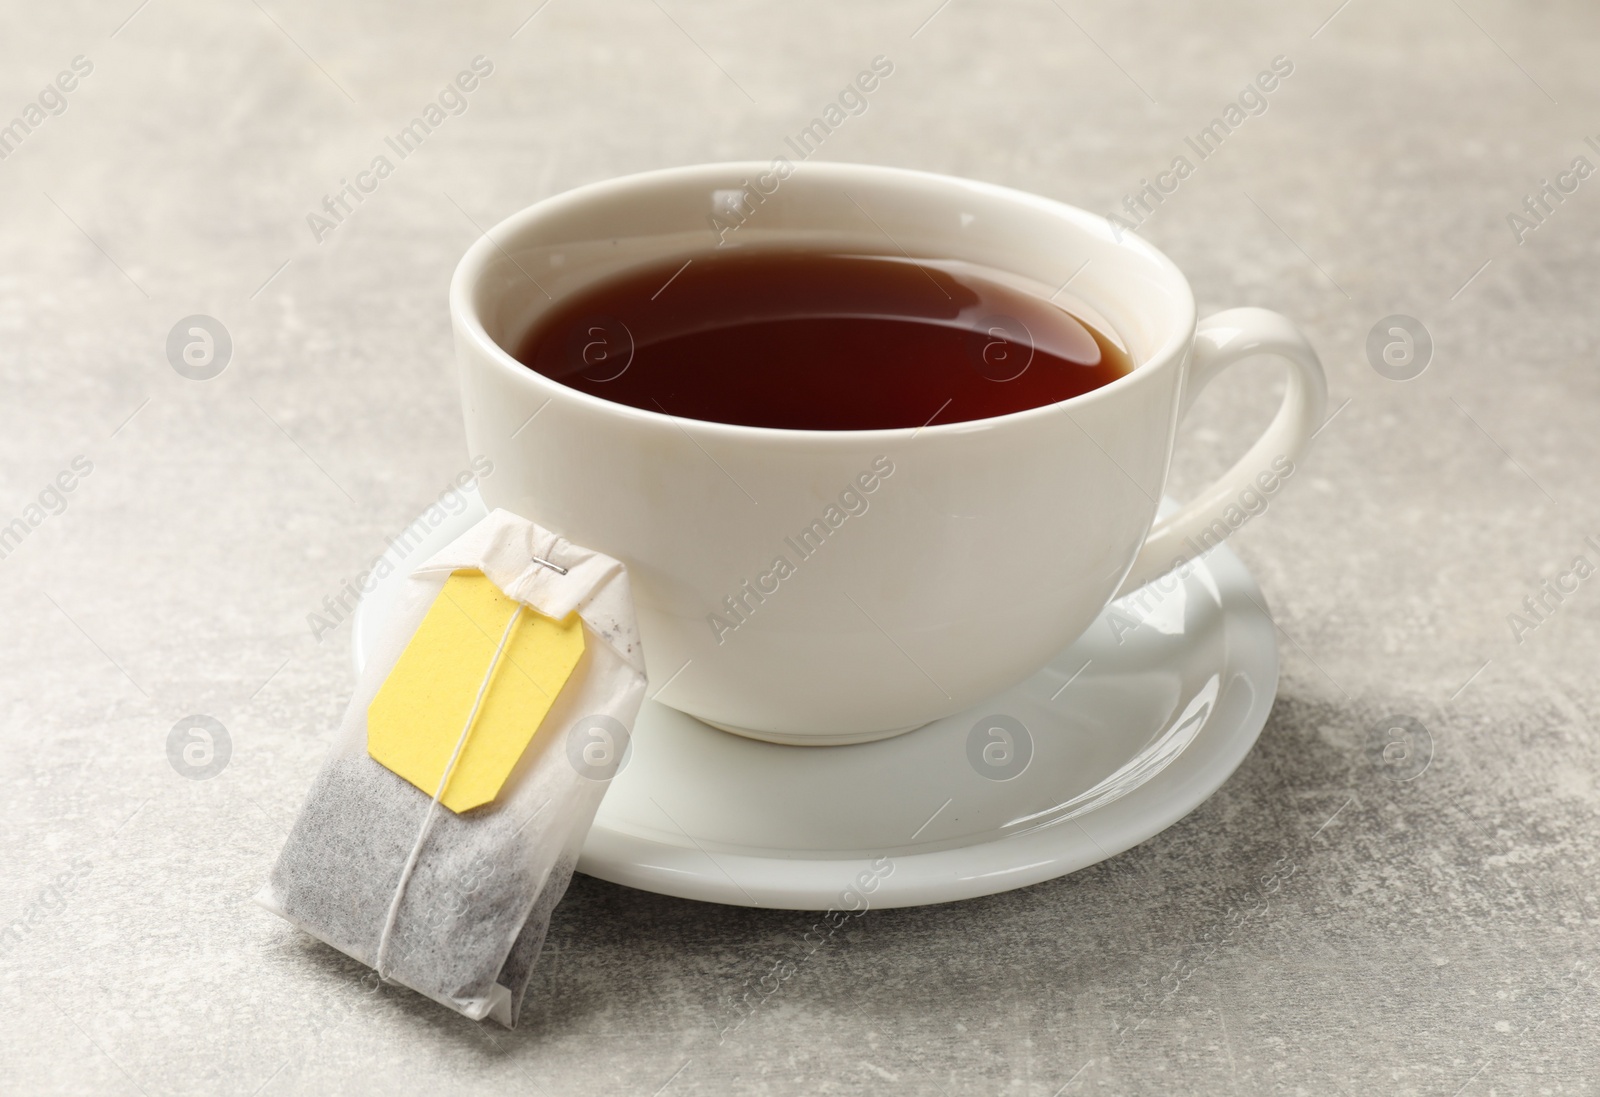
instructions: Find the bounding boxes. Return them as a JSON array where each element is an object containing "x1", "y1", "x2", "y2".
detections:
[{"x1": 368, "y1": 570, "x2": 585, "y2": 813}]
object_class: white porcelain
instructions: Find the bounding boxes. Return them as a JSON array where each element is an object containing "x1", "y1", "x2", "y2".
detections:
[
  {"x1": 450, "y1": 161, "x2": 1325, "y2": 743},
  {"x1": 354, "y1": 489, "x2": 1278, "y2": 910}
]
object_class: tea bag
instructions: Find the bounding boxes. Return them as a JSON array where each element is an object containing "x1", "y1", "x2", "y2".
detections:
[{"x1": 257, "y1": 508, "x2": 646, "y2": 1026}]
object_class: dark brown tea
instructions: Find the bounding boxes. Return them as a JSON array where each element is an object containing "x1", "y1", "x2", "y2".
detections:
[{"x1": 512, "y1": 250, "x2": 1132, "y2": 430}]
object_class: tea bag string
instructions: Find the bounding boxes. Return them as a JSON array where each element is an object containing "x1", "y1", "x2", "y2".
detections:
[{"x1": 374, "y1": 602, "x2": 524, "y2": 980}]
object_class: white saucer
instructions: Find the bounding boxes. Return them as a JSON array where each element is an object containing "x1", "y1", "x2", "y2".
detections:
[{"x1": 352, "y1": 488, "x2": 1278, "y2": 910}]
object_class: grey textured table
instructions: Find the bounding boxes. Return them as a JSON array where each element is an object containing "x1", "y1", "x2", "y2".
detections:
[{"x1": 3, "y1": 1, "x2": 1597, "y2": 1093}]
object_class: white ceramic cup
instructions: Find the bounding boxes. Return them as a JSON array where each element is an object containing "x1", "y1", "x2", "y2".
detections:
[{"x1": 451, "y1": 161, "x2": 1326, "y2": 745}]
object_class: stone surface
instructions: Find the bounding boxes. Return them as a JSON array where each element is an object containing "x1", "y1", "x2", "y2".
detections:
[{"x1": 2, "y1": 1, "x2": 1597, "y2": 1093}]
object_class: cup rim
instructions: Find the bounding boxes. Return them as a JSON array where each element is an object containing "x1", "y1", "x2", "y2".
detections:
[{"x1": 450, "y1": 161, "x2": 1198, "y2": 443}]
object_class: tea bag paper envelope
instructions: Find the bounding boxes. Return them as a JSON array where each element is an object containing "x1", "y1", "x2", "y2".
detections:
[{"x1": 257, "y1": 509, "x2": 647, "y2": 1026}]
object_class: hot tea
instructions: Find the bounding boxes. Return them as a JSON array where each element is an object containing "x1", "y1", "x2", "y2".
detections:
[{"x1": 512, "y1": 250, "x2": 1132, "y2": 431}]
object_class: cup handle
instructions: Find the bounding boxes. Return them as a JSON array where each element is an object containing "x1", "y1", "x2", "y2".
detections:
[{"x1": 1116, "y1": 307, "x2": 1328, "y2": 596}]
